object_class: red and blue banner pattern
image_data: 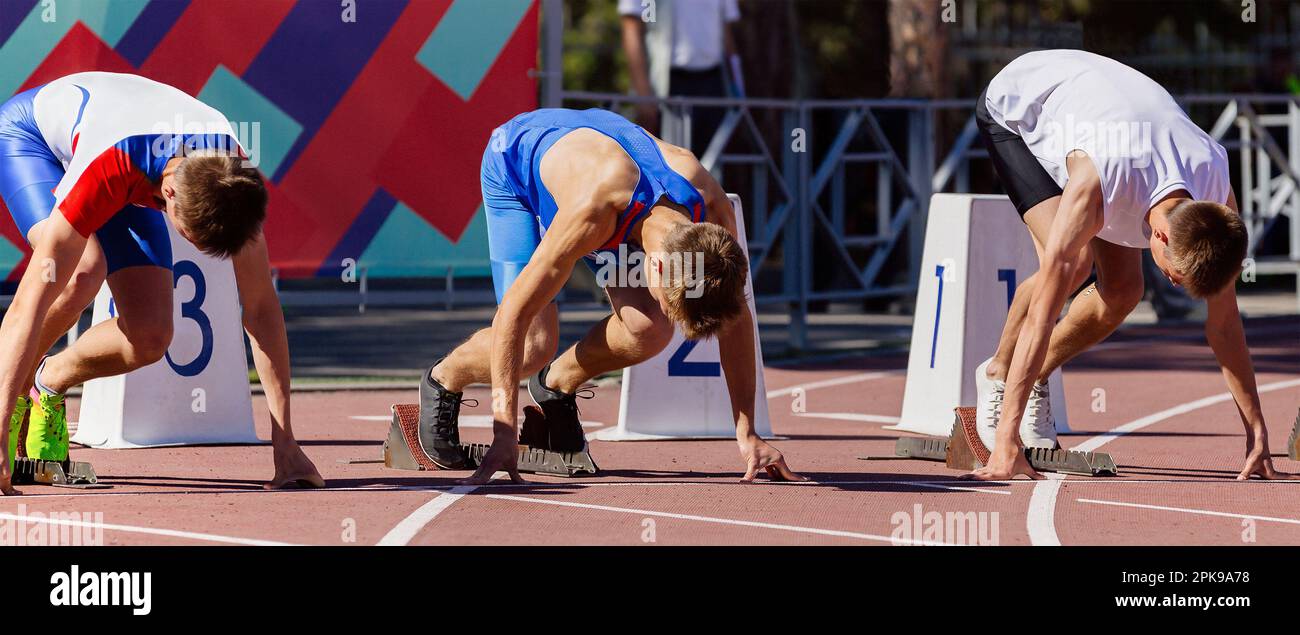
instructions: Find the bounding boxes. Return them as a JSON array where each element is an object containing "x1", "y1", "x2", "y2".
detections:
[{"x1": 0, "y1": 0, "x2": 537, "y2": 279}]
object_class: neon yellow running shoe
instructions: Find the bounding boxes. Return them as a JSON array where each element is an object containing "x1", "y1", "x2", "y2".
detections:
[
  {"x1": 26, "y1": 391, "x2": 68, "y2": 461},
  {"x1": 7, "y1": 396, "x2": 31, "y2": 470}
]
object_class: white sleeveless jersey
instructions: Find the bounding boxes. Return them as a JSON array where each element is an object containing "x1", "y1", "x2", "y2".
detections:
[
  {"x1": 983, "y1": 50, "x2": 1231, "y2": 248},
  {"x1": 29, "y1": 72, "x2": 241, "y2": 236}
]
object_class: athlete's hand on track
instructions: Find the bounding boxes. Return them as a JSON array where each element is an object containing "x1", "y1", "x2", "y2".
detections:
[
  {"x1": 960, "y1": 445, "x2": 1042, "y2": 481},
  {"x1": 1239, "y1": 435, "x2": 1297, "y2": 480},
  {"x1": 265, "y1": 443, "x2": 327, "y2": 490},
  {"x1": 738, "y1": 437, "x2": 805, "y2": 483},
  {"x1": 462, "y1": 435, "x2": 526, "y2": 486},
  {"x1": 0, "y1": 464, "x2": 19, "y2": 496}
]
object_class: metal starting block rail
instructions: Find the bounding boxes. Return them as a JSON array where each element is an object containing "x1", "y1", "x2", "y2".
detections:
[
  {"x1": 878, "y1": 407, "x2": 1118, "y2": 477},
  {"x1": 460, "y1": 442, "x2": 598, "y2": 477},
  {"x1": 12, "y1": 457, "x2": 109, "y2": 489},
  {"x1": 383, "y1": 404, "x2": 599, "y2": 477}
]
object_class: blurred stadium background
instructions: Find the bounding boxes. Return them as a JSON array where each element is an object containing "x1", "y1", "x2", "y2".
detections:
[{"x1": 0, "y1": 0, "x2": 1296, "y2": 382}]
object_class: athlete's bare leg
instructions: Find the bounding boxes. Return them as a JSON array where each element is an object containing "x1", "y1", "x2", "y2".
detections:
[
  {"x1": 984, "y1": 196, "x2": 1096, "y2": 382},
  {"x1": 1035, "y1": 238, "x2": 1144, "y2": 380},
  {"x1": 545, "y1": 285, "x2": 675, "y2": 393},
  {"x1": 38, "y1": 265, "x2": 173, "y2": 394},
  {"x1": 16, "y1": 229, "x2": 107, "y2": 391},
  {"x1": 431, "y1": 304, "x2": 558, "y2": 393}
]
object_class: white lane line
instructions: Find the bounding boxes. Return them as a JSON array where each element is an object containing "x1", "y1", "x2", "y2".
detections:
[
  {"x1": 794, "y1": 412, "x2": 901, "y2": 424},
  {"x1": 376, "y1": 485, "x2": 477, "y2": 546},
  {"x1": 764, "y1": 370, "x2": 900, "y2": 399},
  {"x1": 1026, "y1": 474, "x2": 1065, "y2": 546},
  {"x1": 1078, "y1": 498, "x2": 1300, "y2": 526},
  {"x1": 485, "y1": 493, "x2": 950, "y2": 545},
  {"x1": 909, "y1": 481, "x2": 1012, "y2": 496},
  {"x1": 375, "y1": 472, "x2": 504, "y2": 546},
  {"x1": 0, "y1": 512, "x2": 295, "y2": 546},
  {"x1": 1027, "y1": 377, "x2": 1300, "y2": 546}
]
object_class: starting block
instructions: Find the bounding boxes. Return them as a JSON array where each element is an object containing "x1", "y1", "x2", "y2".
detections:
[
  {"x1": 1288, "y1": 409, "x2": 1299, "y2": 462},
  {"x1": 887, "y1": 407, "x2": 1117, "y2": 477},
  {"x1": 383, "y1": 404, "x2": 599, "y2": 477},
  {"x1": 12, "y1": 457, "x2": 108, "y2": 489}
]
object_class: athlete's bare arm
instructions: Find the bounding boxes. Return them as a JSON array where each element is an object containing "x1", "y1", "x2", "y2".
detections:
[
  {"x1": 704, "y1": 199, "x2": 804, "y2": 482},
  {"x1": 651, "y1": 138, "x2": 804, "y2": 481},
  {"x1": 1203, "y1": 191, "x2": 1294, "y2": 480},
  {"x1": 463, "y1": 136, "x2": 623, "y2": 485},
  {"x1": 0, "y1": 213, "x2": 87, "y2": 495},
  {"x1": 965, "y1": 152, "x2": 1104, "y2": 481},
  {"x1": 231, "y1": 233, "x2": 325, "y2": 489}
]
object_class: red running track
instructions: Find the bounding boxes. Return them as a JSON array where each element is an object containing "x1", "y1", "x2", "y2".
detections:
[{"x1": 1, "y1": 317, "x2": 1297, "y2": 546}]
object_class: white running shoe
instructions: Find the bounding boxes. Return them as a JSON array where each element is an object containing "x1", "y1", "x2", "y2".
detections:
[
  {"x1": 1019, "y1": 380, "x2": 1058, "y2": 449},
  {"x1": 974, "y1": 357, "x2": 1004, "y2": 451}
]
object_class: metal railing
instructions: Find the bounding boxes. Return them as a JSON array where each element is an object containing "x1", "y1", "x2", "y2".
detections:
[{"x1": 558, "y1": 90, "x2": 1300, "y2": 347}]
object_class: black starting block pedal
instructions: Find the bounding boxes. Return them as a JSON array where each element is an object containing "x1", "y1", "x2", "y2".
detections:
[
  {"x1": 12, "y1": 457, "x2": 109, "y2": 489},
  {"x1": 1288, "y1": 409, "x2": 1299, "y2": 462},
  {"x1": 880, "y1": 407, "x2": 1117, "y2": 477},
  {"x1": 383, "y1": 403, "x2": 599, "y2": 477}
]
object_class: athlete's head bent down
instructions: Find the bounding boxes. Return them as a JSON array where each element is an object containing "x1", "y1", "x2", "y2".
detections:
[
  {"x1": 646, "y1": 216, "x2": 749, "y2": 340},
  {"x1": 162, "y1": 150, "x2": 268, "y2": 259},
  {"x1": 1149, "y1": 199, "x2": 1247, "y2": 298}
]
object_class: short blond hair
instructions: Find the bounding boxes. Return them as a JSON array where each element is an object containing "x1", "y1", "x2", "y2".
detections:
[
  {"x1": 660, "y1": 222, "x2": 749, "y2": 339},
  {"x1": 1165, "y1": 200, "x2": 1247, "y2": 298},
  {"x1": 173, "y1": 152, "x2": 267, "y2": 259}
]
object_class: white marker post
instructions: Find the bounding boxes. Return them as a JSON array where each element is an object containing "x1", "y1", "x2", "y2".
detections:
[
  {"x1": 895, "y1": 194, "x2": 1070, "y2": 437},
  {"x1": 597, "y1": 194, "x2": 772, "y2": 439},
  {"x1": 73, "y1": 211, "x2": 258, "y2": 448}
]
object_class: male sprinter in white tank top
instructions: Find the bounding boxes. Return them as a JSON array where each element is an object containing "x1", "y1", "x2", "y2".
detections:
[{"x1": 966, "y1": 50, "x2": 1293, "y2": 481}]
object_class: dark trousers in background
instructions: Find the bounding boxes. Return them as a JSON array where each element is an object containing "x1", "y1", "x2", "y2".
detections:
[{"x1": 669, "y1": 65, "x2": 727, "y2": 154}]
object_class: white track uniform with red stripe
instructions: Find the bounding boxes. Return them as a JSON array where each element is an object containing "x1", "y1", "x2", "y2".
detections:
[{"x1": 0, "y1": 72, "x2": 242, "y2": 273}]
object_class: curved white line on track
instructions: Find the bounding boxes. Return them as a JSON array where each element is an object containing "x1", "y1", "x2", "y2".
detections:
[
  {"x1": 1026, "y1": 377, "x2": 1300, "y2": 546},
  {"x1": 485, "y1": 493, "x2": 951, "y2": 545},
  {"x1": 1025, "y1": 475, "x2": 1064, "y2": 546},
  {"x1": 376, "y1": 485, "x2": 477, "y2": 546},
  {"x1": 0, "y1": 511, "x2": 295, "y2": 546},
  {"x1": 375, "y1": 473, "x2": 505, "y2": 546}
]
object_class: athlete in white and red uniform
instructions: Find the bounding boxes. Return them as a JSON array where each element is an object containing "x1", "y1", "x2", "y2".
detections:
[{"x1": 0, "y1": 72, "x2": 323, "y2": 494}]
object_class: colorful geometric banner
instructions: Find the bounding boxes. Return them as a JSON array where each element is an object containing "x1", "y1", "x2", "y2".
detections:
[{"x1": 0, "y1": 0, "x2": 537, "y2": 279}]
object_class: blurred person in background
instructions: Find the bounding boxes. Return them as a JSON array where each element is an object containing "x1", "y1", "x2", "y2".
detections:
[{"x1": 620, "y1": 0, "x2": 744, "y2": 154}]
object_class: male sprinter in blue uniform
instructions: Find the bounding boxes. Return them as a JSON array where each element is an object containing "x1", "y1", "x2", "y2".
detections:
[
  {"x1": 0, "y1": 72, "x2": 323, "y2": 495},
  {"x1": 419, "y1": 108, "x2": 802, "y2": 484}
]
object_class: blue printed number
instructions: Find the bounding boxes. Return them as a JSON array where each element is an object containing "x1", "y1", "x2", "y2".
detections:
[
  {"x1": 667, "y1": 339, "x2": 722, "y2": 377},
  {"x1": 928, "y1": 264, "x2": 945, "y2": 368},
  {"x1": 165, "y1": 260, "x2": 214, "y2": 377},
  {"x1": 997, "y1": 268, "x2": 1016, "y2": 310}
]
